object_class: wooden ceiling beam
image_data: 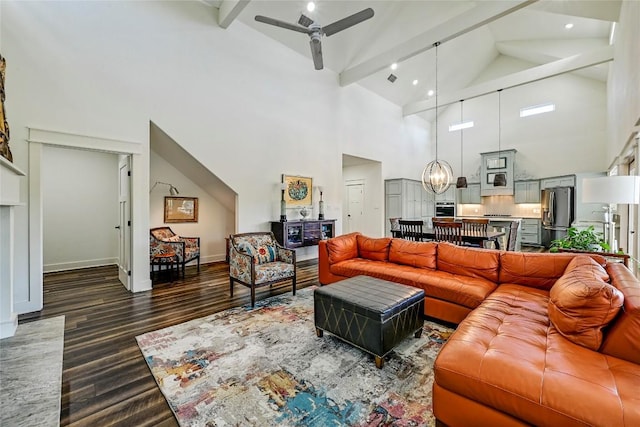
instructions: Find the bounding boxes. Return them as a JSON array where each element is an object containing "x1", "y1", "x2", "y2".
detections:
[
  {"x1": 338, "y1": 0, "x2": 538, "y2": 87},
  {"x1": 402, "y1": 45, "x2": 613, "y2": 116},
  {"x1": 218, "y1": 0, "x2": 251, "y2": 29}
]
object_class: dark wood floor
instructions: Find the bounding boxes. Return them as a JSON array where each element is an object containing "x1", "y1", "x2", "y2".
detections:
[{"x1": 19, "y1": 260, "x2": 320, "y2": 427}]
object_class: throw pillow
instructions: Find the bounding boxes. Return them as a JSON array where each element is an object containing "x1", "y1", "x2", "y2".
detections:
[
  {"x1": 563, "y1": 255, "x2": 609, "y2": 282},
  {"x1": 549, "y1": 267, "x2": 624, "y2": 350},
  {"x1": 356, "y1": 235, "x2": 391, "y2": 261},
  {"x1": 255, "y1": 245, "x2": 276, "y2": 264}
]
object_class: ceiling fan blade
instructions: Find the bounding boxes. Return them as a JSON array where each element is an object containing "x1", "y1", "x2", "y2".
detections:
[
  {"x1": 310, "y1": 37, "x2": 323, "y2": 70},
  {"x1": 255, "y1": 15, "x2": 311, "y2": 34},
  {"x1": 323, "y1": 8, "x2": 374, "y2": 37}
]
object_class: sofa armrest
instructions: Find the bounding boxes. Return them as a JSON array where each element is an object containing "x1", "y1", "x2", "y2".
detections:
[{"x1": 318, "y1": 240, "x2": 346, "y2": 285}]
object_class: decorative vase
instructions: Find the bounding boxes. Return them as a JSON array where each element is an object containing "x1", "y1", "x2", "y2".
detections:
[{"x1": 300, "y1": 207, "x2": 310, "y2": 220}]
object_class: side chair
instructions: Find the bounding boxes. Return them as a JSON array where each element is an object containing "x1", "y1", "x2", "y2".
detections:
[
  {"x1": 398, "y1": 219, "x2": 425, "y2": 241},
  {"x1": 433, "y1": 221, "x2": 463, "y2": 245},
  {"x1": 461, "y1": 218, "x2": 489, "y2": 248},
  {"x1": 150, "y1": 227, "x2": 200, "y2": 278}
]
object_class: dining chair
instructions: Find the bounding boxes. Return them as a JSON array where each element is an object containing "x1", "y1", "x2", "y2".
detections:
[
  {"x1": 398, "y1": 219, "x2": 424, "y2": 241},
  {"x1": 461, "y1": 218, "x2": 489, "y2": 248},
  {"x1": 432, "y1": 216, "x2": 456, "y2": 223},
  {"x1": 506, "y1": 220, "x2": 520, "y2": 251},
  {"x1": 433, "y1": 221, "x2": 463, "y2": 245}
]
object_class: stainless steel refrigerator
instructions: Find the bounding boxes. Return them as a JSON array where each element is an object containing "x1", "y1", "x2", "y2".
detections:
[{"x1": 541, "y1": 186, "x2": 575, "y2": 248}]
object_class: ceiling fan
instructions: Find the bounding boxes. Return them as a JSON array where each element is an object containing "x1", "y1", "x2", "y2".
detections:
[{"x1": 255, "y1": 8, "x2": 374, "y2": 70}]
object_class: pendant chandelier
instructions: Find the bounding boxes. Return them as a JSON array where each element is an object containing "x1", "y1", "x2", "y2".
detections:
[
  {"x1": 455, "y1": 99, "x2": 468, "y2": 189},
  {"x1": 422, "y1": 41, "x2": 453, "y2": 194},
  {"x1": 493, "y1": 89, "x2": 507, "y2": 187}
]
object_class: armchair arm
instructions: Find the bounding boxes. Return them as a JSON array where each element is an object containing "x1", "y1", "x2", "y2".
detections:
[
  {"x1": 275, "y1": 243, "x2": 296, "y2": 264},
  {"x1": 150, "y1": 234, "x2": 185, "y2": 259},
  {"x1": 229, "y1": 244, "x2": 255, "y2": 283},
  {"x1": 181, "y1": 236, "x2": 200, "y2": 251}
]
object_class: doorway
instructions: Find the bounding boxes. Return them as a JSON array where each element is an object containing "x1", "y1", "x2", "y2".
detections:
[{"x1": 342, "y1": 154, "x2": 383, "y2": 237}]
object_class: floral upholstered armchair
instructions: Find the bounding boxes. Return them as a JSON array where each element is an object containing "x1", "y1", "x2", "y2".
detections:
[
  {"x1": 229, "y1": 231, "x2": 296, "y2": 307},
  {"x1": 150, "y1": 227, "x2": 200, "y2": 277}
]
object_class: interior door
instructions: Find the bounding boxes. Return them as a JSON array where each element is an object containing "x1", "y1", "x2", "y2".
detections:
[
  {"x1": 346, "y1": 184, "x2": 364, "y2": 234},
  {"x1": 117, "y1": 156, "x2": 131, "y2": 290}
]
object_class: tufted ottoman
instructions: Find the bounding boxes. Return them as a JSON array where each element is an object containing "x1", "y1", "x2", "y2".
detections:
[{"x1": 314, "y1": 275, "x2": 425, "y2": 368}]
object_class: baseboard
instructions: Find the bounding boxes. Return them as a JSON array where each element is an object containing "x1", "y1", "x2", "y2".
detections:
[{"x1": 44, "y1": 257, "x2": 118, "y2": 273}]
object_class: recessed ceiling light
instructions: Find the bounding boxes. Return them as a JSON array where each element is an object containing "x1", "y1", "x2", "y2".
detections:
[
  {"x1": 565, "y1": 23, "x2": 574, "y2": 29},
  {"x1": 412, "y1": 79, "x2": 419, "y2": 86},
  {"x1": 427, "y1": 90, "x2": 434, "y2": 97},
  {"x1": 307, "y1": 2, "x2": 315, "y2": 13},
  {"x1": 390, "y1": 63, "x2": 398, "y2": 70},
  {"x1": 520, "y1": 103, "x2": 555, "y2": 117}
]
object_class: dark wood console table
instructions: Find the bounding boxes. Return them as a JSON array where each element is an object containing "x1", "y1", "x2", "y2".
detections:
[{"x1": 271, "y1": 219, "x2": 336, "y2": 249}]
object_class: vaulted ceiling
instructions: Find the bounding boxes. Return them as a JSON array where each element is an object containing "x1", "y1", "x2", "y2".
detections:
[{"x1": 207, "y1": 1, "x2": 619, "y2": 120}]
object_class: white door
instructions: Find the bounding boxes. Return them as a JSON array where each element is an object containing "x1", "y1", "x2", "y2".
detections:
[
  {"x1": 346, "y1": 184, "x2": 364, "y2": 234},
  {"x1": 117, "y1": 156, "x2": 131, "y2": 290}
]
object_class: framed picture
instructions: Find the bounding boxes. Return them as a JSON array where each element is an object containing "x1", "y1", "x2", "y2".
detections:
[
  {"x1": 164, "y1": 197, "x2": 198, "y2": 223},
  {"x1": 486, "y1": 156, "x2": 507, "y2": 170},
  {"x1": 487, "y1": 172, "x2": 506, "y2": 185},
  {"x1": 282, "y1": 174, "x2": 312, "y2": 206}
]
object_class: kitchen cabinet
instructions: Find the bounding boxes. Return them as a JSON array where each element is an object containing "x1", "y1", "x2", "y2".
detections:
[
  {"x1": 541, "y1": 175, "x2": 575, "y2": 189},
  {"x1": 520, "y1": 218, "x2": 541, "y2": 246},
  {"x1": 480, "y1": 149, "x2": 516, "y2": 196},
  {"x1": 435, "y1": 185, "x2": 457, "y2": 203},
  {"x1": 385, "y1": 179, "x2": 435, "y2": 235},
  {"x1": 514, "y1": 180, "x2": 540, "y2": 203},
  {"x1": 271, "y1": 219, "x2": 336, "y2": 249},
  {"x1": 458, "y1": 183, "x2": 481, "y2": 204}
]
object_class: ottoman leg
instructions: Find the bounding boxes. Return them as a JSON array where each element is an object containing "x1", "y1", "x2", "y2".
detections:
[
  {"x1": 415, "y1": 328, "x2": 423, "y2": 338},
  {"x1": 375, "y1": 355, "x2": 384, "y2": 369},
  {"x1": 315, "y1": 328, "x2": 323, "y2": 338}
]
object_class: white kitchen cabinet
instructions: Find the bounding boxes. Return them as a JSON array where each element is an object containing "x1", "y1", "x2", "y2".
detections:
[
  {"x1": 514, "y1": 180, "x2": 540, "y2": 203},
  {"x1": 458, "y1": 183, "x2": 481, "y2": 204},
  {"x1": 480, "y1": 149, "x2": 516, "y2": 196},
  {"x1": 435, "y1": 185, "x2": 456, "y2": 203},
  {"x1": 520, "y1": 218, "x2": 541, "y2": 245},
  {"x1": 385, "y1": 179, "x2": 434, "y2": 235},
  {"x1": 541, "y1": 175, "x2": 575, "y2": 189}
]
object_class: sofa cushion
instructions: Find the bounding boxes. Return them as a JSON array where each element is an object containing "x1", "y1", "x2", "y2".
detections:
[
  {"x1": 600, "y1": 263, "x2": 640, "y2": 364},
  {"x1": 548, "y1": 259, "x2": 624, "y2": 350},
  {"x1": 356, "y1": 235, "x2": 391, "y2": 262},
  {"x1": 499, "y1": 252, "x2": 607, "y2": 290},
  {"x1": 326, "y1": 232, "x2": 360, "y2": 264},
  {"x1": 330, "y1": 259, "x2": 496, "y2": 310},
  {"x1": 388, "y1": 239, "x2": 437, "y2": 269},
  {"x1": 436, "y1": 243, "x2": 500, "y2": 283},
  {"x1": 435, "y1": 283, "x2": 640, "y2": 427}
]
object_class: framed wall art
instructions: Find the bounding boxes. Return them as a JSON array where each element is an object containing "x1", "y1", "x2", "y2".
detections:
[
  {"x1": 164, "y1": 197, "x2": 198, "y2": 223},
  {"x1": 282, "y1": 174, "x2": 312, "y2": 206}
]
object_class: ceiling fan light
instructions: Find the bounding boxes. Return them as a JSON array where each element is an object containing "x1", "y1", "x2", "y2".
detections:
[
  {"x1": 456, "y1": 176, "x2": 468, "y2": 189},
  {"x1": 493, "y1": 173, "x2": 507, "y2": 187}
]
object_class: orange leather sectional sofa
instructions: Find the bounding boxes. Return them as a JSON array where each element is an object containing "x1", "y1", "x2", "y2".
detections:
[{"x1": 318, "y1": 232, "x2": 640, "y2": 426}]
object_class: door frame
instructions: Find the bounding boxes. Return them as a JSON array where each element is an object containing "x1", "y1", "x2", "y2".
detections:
[
  {"x1": 118, "y1": 155, "x2": 132, "y2": 290},
  {"x1": 24, "y1": 127, "x2": 145, "y2": 314}
]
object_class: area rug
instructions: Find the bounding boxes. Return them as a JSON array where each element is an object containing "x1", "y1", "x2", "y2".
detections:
[{"x1": 136, "y1": 287, "x2": 454, "y2": 427}]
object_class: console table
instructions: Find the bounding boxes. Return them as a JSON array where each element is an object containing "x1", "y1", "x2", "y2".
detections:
[{"x1": 271, "y1": 219, "x2": 336, "y2": 249}]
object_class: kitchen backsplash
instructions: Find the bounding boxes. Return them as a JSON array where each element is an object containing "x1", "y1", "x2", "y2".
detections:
[{"x1": 458, "y1": 195, "x2": 541, "y2": 218}]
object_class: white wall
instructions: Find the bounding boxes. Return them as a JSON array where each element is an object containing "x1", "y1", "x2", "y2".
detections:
[
  {"x1": 150, "y1": 150, "x2": 231, "y2": 263},
  {"x1": 435, "y1": 56, "x2": 608, "y2": 181},
  {"x1": 2, "y1": 0, "x2": 429, "y2": 305},
  {"x1": 608, "y1": 0, "x2": 640, "y2": 165},
  {"x1": 42, "y1": 146, "x2": 119, "y2": 272}
]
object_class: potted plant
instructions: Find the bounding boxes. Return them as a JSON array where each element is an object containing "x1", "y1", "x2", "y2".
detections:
[{"x1": 549, "y1": 226, "x2": 611, "y2": 253}]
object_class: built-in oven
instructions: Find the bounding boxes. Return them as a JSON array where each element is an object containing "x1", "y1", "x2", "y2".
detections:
[{"x1": 435, "y1": 202, "x2": 456, "y2": 217}]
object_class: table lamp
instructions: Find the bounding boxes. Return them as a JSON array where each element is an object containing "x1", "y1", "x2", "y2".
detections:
[{"x1": 582, "y1": 175, "x2": 640, "y2": 250}]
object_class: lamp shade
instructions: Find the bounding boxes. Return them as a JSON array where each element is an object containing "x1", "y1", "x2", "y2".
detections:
[
  {"x1": 456, "y1": 176, "x2": 468, "y2": 188},
  {"x1": 582, "y1": 176, "x2": 640, "y2": 204}
]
